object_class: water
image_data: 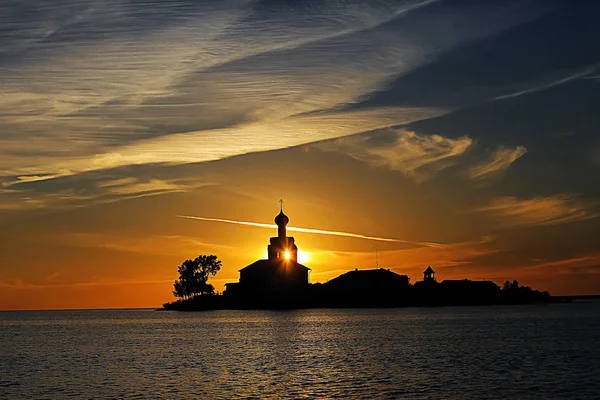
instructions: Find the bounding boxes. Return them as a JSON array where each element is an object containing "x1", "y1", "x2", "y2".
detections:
[{"x1": 1, "y1": 303, "x2": 599, "y2": 399}]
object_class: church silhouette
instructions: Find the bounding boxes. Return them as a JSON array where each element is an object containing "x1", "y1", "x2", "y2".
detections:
[{"x1": 225, "y1": 201, "x2": 310, "y2": 296}]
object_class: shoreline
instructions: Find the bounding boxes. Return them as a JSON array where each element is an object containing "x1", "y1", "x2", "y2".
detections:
[{"x1": 162, "y1": 293, "x2": 565, "y2": 312}]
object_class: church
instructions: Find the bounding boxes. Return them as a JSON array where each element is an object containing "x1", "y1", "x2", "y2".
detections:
[{"x1": 224, "y1": 202, "x2": 310, "y2": 295}]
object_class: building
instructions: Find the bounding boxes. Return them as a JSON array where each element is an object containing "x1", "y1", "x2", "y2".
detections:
[
  {"x1": 440, "y1": 279, "x2": 500, "y2": 304},
  {"x1": 225, "y1": 202, "x2": 310, "y2": 295},
  {"x1": 412, "y1": 264, "x2": 501, "y2": 305},
  {"x1": 423, "y1": 266, "x2": 436, "y2": 282},
  {"x1": 326, "y1": 268, "x2": 410, "y2": 293}
]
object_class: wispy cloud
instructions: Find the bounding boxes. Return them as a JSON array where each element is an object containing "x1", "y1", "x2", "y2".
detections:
[
  {"x1": 492, "y1": 66, "x2": 598, "y2": 101},
  {"x1": 0, "y1": 0, "x2": 445, "y2": 185},
  {"x1": 0, "y1": 188, "x2": 95, "y2": 211},
  {"x1": 318, "y1": 129, "x2": 472, "y2": 181},
  {"x1": 178, "y1": 215, "x2": 418, "y2": 244},
  {"x1": 0, "y1": 176, "x2": 212, "y2": 210},
  {"x1": 0, "y1": 107, "x2": 442, "y2": 186},
  {"x1": 468, "y1": 145, "x2": 527, "y2": 180},
  {"x1": 526, "y1": 254, "x2": 600, "y2": 271},
  {"x1": 99, "y1": 178, "x2": 189, "y2": 196},
  {"x1": 53, "y1": 233, "x2": 232, "y2": 256},
  {"x1": 475, "y1": 195, "x2": 599, "y2": 227},
  {"x1": 0, "y1": 0, "x2": 540, "y2": 189}
]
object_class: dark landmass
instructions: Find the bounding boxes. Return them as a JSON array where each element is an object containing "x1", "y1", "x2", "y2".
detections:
[
  {"x1": 164, "y1": 210, "x2": 558, "y2": 312},
  {"x1": 163, "y1": 209, "x2": 556, "y2": 311},
  {"x1": 162, "y1": 269, "x2": 555, "y2": 311}
]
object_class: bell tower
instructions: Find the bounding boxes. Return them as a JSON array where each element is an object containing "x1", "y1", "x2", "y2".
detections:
[
  {"x1": 267, "y1": 199, "x2": 298, "y2": 262},
  {"x1": 423, "y1": 266, "x2": 436, "y2": 282}
]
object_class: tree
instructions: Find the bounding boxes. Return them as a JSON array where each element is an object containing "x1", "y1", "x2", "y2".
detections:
[
  {"x1": 173, "y1": 255, "x2": 222, "y2": 299},
  {"x1": 502, "y1": 280, "x2": 519, "y2": 291}
]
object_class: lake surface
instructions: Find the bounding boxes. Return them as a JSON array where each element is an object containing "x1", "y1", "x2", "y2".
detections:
[{"x1": 1, "y1": 303, "x2": 599, "y2": 399}]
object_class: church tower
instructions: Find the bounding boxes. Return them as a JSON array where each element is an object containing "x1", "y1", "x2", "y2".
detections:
[
  {"x1": 423, "y1": 266, "x2": 436, "y2": 282},
  {"x1": 229, "y1": 199, "x2": 310, "y2": 295},
  {"x1": 267, "y1": 200, "x2": 298, "y2": 262}
]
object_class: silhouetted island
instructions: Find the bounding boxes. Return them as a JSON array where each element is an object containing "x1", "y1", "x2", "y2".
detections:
[{"x1": 163, "y1": 204, "x2": 553, "y2": 311}]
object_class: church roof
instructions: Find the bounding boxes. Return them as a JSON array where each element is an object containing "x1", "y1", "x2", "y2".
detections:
[
  {"x1": 327, "y1": 268, "x2": 407, "y2": 285},
  {"x1": 424, "y1": 266, "x2": 435, "y2": 274},
  {"x1": 239, "y1": 259, "x2": 310, "y2": 272},
  {"x1": 441, "y1": 279, "x2": 499, "y2": 289}
]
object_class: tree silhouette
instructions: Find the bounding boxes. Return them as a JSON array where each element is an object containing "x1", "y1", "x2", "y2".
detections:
[
  {"x1": 503, "y1": 280, "x2": 519, "y2": 290},
  {"x1": 173, "y1": 255, "x2": 222, "y2": 299}
]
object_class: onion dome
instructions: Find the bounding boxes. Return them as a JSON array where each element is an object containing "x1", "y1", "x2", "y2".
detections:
[
  {"x1": 275, "y1": 210, "x2": 289, "y2": 227},
  {"x1": 275, "y1": 199, "x2": 289, "y2": 238}
]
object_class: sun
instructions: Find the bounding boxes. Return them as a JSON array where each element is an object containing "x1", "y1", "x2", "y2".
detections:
[
  {"x1": 297, "y1": 250, "x2": 310, "y2": 264},
  {"x1": 284, "y1": 250, "x2": 291, "y2": 260}
]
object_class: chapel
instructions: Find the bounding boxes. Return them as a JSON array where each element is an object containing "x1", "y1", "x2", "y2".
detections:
[{"x1": 226, "y1": 201, "x2": 310, "y2": 294}]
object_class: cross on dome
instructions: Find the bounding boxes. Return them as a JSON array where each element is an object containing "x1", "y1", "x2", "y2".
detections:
[{"x1": 275, "y1": 199, "x2": 289, "y2": 238}]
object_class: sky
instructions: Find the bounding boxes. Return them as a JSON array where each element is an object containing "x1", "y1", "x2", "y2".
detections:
[{"x1": 1, "y1": 0, "x2": 599, "y2": 309}]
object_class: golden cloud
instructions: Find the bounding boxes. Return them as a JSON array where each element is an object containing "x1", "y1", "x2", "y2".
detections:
[
  {"x1": 475, "y1": 195, "x2": 599, "y2": 227},
  {"x1": 468, "y1": 145, "x2": 527, "y2": 180},
  {"x1": 319, "y1": 129, "x2": 472, "y2": 181}
]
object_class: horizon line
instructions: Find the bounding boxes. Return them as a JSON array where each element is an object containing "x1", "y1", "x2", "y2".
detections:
[{"x1": 2, "y1": 294, "x2": 599, "y2": 312}]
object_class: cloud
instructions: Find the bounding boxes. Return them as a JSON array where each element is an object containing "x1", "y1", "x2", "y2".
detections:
[
  {"x1": 318, "y1": 129, "x2": 472, "y2": 181},
  {"x1": 0, "y1": 188, "x2": 95, "y2": 211},
  {"x1": 468, "y1": 145, "x2": 527, "y2": 180},
  {"x1": 178, "y1": 215, "x2": 412, "y2": 243},
  {"x1": 99, "y1": 178, "x2": 189, "y2": 196},
  {"x1": 492, "y1": 66, "x2": 599, "y2": 101},
  {"x1": 0, "y1": 0, "x2": 545, "y2": 190},
  {"x1": 525, "y1": 254, "x2": 600, "y2": 271},
  {"x1": 51, "y1": 233, "x2": 232, "y2": 256},
  {"x1": 0, "y1": 0, "x2": 446, "y2": 186},
  {"x1": 0, "y1": 176, "x2": 212, "y2": 211},
  {"x1": 475, "y1": 195, "x2": 599, "y2": 227},
  {"x1": 0, "y1": 106, "x2": 443, "y2": 187}
]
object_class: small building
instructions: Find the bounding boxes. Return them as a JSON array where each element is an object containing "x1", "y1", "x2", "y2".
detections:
[
  {"x1": 225, "y1": 202, "x2": 310, "y2": 295},
  {"x1": 423, "y1": 266, "x2": 436, "y2": 282},
  {"x1": 411, "y1": 266, "x2": 440, "y2": 303}
]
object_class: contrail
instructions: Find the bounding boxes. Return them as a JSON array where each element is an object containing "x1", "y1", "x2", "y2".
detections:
[{"x1": 177, "y1": 215, "x2": 405, "y2": 243}]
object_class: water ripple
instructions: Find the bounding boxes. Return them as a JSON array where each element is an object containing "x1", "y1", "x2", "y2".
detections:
[{"x1": 1, "y1": 304, "x2": 600, "y2": 399}]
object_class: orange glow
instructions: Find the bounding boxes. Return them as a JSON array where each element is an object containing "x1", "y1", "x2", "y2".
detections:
[
  {"x1": 284, "y1": 250, "x2": 291, "y2": 260},
  {"x1": 298, "y1": 250, "x2": 310, "y2": 264}
]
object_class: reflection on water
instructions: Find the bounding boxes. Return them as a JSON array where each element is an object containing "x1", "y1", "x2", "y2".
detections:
[{"x1": 1, "y1": 304, "x2": 600, "y2": 399}]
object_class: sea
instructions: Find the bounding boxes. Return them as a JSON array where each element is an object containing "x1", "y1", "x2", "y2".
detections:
[{"x1": 1, "y1": 303, "x2": 599, "y2": 399}]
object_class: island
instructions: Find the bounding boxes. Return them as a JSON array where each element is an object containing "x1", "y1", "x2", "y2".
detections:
[{"x1": 163, "y1": 205, "x2": 552, "y2": 311}]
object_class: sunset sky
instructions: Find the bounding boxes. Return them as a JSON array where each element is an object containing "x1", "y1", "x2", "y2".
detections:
[{"x1": 1, "y1": 0, "x2": 599, "y2": 309}]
